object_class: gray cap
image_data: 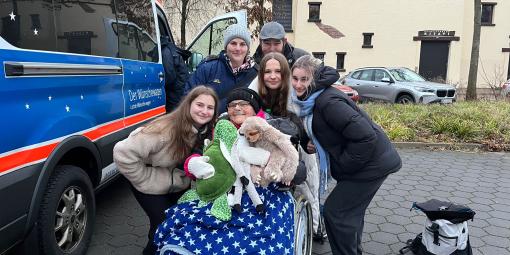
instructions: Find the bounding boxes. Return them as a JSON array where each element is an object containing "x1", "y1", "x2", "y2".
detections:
[{"x1": 260, "y1": 22, "x2": 285, "y2": 40}]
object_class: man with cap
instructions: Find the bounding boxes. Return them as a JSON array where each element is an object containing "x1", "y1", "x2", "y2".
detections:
[
  {"x1": 184, "y1": 23, "x2": 258, "y2": 112},
  {"x1": 252, "y1": 21, "x2": 309, "y2": 67}
]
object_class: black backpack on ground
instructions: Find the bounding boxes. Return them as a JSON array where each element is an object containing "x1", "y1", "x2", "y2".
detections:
[{"x1": 399, "y1": 199, "x2": 475, "y2": 255}]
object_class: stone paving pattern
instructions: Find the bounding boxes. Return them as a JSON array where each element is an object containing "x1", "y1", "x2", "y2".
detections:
[{"x1": 87, "y1": 149, "x2": 510, "y2": 255}]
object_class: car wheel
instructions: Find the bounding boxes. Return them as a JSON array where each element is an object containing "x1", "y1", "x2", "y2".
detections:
[
  {"x1": 37, "y1": 165, "x2": 95, "y2": 255},
  {"x1": 396, "y1": 94, "x2": 415, "y2": 104}
]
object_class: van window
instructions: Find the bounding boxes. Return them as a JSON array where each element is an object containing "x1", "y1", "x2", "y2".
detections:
[
  {"x1": 53, "y1": 0, "x2": 118, "y2": 57},
  {"x1": 188, "y1": 18, "x2": 236, "y2": 58},
  {"x1": 0, "y1": 0, "x2": 57, "y2": 51},
  {"x1": 115, "y1": 0, "x2": 159, "y2": 62},
  {"x1": 209, "y1": 18, "x2": 236, "y2": 55}
]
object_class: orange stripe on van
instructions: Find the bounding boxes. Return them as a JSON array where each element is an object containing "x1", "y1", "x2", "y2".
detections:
[
  {"x1": 0, "y1": 143, "x2": 57, "y2": 173},
  {"x1": 0, "y1": 106, "x2": 166, "y2": 174}
]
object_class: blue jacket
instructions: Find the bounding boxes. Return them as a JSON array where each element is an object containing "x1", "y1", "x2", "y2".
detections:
[{"x1": 184, "y1": 51, "x2": 258, "y2": 112}]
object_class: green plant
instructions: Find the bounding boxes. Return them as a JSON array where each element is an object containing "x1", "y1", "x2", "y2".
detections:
[{"x1": 360, "y1": 100, "x2": 510, "y2": 151}]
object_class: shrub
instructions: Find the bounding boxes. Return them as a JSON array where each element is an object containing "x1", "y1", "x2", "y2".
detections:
[{"x1": 360, "y1": 101, "x2": 510, "y2": 151}]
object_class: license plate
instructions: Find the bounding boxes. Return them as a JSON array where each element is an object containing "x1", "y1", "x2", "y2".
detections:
[{"x1": 441, "y1": 98, "x2": 453, "y2": 104}]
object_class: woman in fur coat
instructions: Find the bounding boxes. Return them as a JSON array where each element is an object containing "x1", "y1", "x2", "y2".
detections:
[{"x1": 113, "y1": 86, "x2": 218, "y2": 255}]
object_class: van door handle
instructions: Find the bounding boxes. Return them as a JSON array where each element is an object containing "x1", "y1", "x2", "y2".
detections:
[{"x1": 4, "y1": 62, "x2": 122, "y2": 77}]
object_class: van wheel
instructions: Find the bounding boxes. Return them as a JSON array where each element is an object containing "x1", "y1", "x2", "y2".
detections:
[
  {"x1": 37, "y1": 165, "x2": 95, "y2": 255},
  {"x1": 396, "y1": 95, "x2": 414, "y2": 104}
]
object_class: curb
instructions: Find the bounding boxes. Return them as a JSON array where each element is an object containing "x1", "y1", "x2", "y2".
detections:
[{"x1": 393, "y1": 142, "x2": 483, "y2": 150}]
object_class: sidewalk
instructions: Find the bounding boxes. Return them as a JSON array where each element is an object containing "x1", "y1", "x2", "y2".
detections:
[{"x1": 88, "y1": 148, "x2": 510, "y2": 255}]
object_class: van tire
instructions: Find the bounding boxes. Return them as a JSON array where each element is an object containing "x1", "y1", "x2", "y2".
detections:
[{"x1": 37, "y1": 165, "x2": 95, "y2": 255}]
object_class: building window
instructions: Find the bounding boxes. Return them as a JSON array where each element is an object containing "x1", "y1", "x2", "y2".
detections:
[
  {"x1": 362, "y1": 33, "x2": 374, "y2": 48},
  {"x1": 481, "y1": 2, "x2": 496, "y2": 26},
  {"x1": 336, "y1": 52, "x2": 346, "y2": 71},
  {"x1": 273, "y1": 0, "x2": 293, "y2": 32},
  {"x1": 308, "y1": 2, "x2": 321, "y2": 22},
  {"x1": 312, "y1": 52, "x2": 325, "y2": 62}
]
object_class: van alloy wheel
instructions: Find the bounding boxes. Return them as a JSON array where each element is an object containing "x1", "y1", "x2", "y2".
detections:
[
  {"x1": 38, "y1": 165, "x2": 95, "y2": 255},
  {"x1": 55, "y1": 186, "x2": 87, "y2": 251}
]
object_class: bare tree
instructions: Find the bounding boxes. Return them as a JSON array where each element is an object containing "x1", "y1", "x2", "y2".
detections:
[
  {"x1": 224, "y1": 0, "x2": 272, "y2": 38},
  {"x1": 466, "y1": 0, "x2": 481, "y2": 100},
  {"x1": 164, "y1": 0, "x2": 220, "y2": 47},
  {"x1": 479, "y1": 61, "x2": 507, "y2": 100}
]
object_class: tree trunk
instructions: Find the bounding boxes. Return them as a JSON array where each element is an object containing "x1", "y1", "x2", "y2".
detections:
[
  {"x1": 466, "y1": 0, "x2": 481, "y2": 101},
  {"x1": 180, "y1": 0, "x2": 188, "y2": 48}
]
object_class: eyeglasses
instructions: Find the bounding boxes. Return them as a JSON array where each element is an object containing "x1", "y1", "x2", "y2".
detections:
[{"x1": 227, "y1": 101, "x2": 251, "y2": 109}]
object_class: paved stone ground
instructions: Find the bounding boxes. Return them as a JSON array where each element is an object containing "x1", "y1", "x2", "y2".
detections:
[{"x1": 87, "y1": 149, "x2": 510, "y2": 255}]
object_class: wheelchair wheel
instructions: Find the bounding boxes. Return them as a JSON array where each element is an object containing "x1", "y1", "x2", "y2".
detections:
[{"x1": 294, "y1": 196, "x2": 313, "y2": 255}]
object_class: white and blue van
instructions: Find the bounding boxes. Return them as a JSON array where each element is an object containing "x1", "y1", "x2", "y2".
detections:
[{"x1": 0, "y1": 1, "x2": 245, "y2": 254}]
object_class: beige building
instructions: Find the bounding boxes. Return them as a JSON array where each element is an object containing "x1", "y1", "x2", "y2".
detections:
[{"x1": 273, "y1": 0, "x2": 510, "y2": 91}]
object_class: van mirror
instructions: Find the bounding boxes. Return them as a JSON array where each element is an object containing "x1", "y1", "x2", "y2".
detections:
[{"x1": 188, "y1": 52, "x2": 204, "y2": 72}]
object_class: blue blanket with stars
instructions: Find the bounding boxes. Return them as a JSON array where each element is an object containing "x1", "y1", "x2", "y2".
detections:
[{"x1": 154, "y1": 184, "x2": 295, "y2": 255}]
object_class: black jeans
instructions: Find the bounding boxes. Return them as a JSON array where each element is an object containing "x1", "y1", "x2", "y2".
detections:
[
  {"x1": 130, "y1": 185, "x2": 184, "y2": 255},
  {"x1": 323, "y1": 176, "x2": 387, "y2": 255}
]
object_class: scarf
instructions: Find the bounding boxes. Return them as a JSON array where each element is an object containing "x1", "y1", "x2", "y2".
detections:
[
  {"x1": 225, "y1": 55, "x2": 255, "y2": 75},
  {"x1": 292, "y1": 90, "x2": 330, "y2": 195}
]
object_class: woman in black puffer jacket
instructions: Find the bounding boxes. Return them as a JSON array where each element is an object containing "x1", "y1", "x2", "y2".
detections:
[{"x1": 291, "y1": 55, "x2": 402, "y2": 255}]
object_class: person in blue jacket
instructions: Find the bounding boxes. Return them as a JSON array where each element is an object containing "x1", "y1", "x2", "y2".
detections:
[{"x1": 184, "y1": 23, "x2": 258, "y2": 111}]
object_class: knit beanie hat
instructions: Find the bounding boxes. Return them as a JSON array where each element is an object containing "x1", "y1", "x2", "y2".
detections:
[
  {"x1": 226, "y1": 88, "x2": 262, "y2": 112},
  {"x1": 223, "y1": 23, "x2": 251, "y2": 49}
]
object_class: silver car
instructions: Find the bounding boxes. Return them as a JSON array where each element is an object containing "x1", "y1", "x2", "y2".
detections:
[
  {"x1": 502, "y1": 79, "x2": 510, "y2": 98},
  {"x1": 343, "y1": 67, "x2": 456, "y2": 104}
]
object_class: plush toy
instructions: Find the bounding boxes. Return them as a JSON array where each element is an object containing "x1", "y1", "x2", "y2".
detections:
[
  {"x1": 238, "y1": 116, "x2": 299, "y2": 187},
  {"x1": 180, "y1": 119, "x2": 238, "y2": 221},
  {"x1": 229, "y1": 134, "x2": 270, "y2": 213}
]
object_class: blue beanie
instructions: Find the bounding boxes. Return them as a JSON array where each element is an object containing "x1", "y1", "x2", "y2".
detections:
[{"x1": 223, "y1": 23, "x2": 251, "y2": 49}]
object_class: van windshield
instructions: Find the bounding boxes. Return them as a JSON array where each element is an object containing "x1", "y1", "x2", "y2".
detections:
[{"x1": 389, "y1": 68, "x2": 426, "y2": 82}]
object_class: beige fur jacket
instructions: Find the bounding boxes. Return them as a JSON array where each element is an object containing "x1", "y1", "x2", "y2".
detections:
[{"x1": 113, "y1": 126, "x2": 197, "y2": 195}]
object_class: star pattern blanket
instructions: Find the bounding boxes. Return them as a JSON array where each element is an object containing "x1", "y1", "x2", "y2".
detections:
[{"x1": 154, "y1": 184, "x2": 295, "y2": 255}]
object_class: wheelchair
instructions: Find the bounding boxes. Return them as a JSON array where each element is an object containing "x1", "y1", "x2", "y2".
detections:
[{"x1": 293, "y1": 194, "x2": 314, "y2": 255}]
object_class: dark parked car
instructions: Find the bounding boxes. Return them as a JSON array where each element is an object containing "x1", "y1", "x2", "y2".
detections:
[{"x1": 343, "y1": 67, "x2": 456, "y2": 104}]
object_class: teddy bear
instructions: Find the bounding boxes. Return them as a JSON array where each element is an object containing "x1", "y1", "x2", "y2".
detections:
[{"x1": 238, "y1": 116, "x2": 299, "y2": 187}]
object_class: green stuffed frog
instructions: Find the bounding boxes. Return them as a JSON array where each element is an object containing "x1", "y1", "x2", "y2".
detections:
[{"x1": 178, "y1": 119, "x2": 238, "y2": 221}]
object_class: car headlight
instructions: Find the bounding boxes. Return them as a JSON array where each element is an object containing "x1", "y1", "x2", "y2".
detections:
[{"x1": 414, "y1": 87, "x2": 435, "y2": 93}]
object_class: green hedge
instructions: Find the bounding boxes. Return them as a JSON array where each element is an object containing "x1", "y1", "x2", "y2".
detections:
[{"x1": 360, "y1": 101, "x2": 510, "y2": 151}]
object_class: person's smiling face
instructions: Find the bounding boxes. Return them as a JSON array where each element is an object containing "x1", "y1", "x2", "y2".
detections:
[
  {"x1": 226, "y1": 38, "x2": 248, "y2": 68},
  {"x1": 227, "y1": 100, "x2": 256, "y2": 126},
  {"x1": 189, "y1": 94, "x2": 215, "y2": 126},
  {"x1": 291, "y1": 68, "x2": 312, "y2": 97},
  {"x1": 263, "y1": 59, "x2": 282, "y2": 90}
]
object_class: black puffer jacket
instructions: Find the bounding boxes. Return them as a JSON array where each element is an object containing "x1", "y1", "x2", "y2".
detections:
[{"x1": 309, "y1": 87, "x2": 402, "y2": 181}]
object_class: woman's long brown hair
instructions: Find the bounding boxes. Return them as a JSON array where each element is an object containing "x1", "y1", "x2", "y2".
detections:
[
  {"x1": 257, "y1": 52, "x2": 291, "y2": 117},
  {"x1": 143, "y1": 86, "x2": 218, "y2": 161}
]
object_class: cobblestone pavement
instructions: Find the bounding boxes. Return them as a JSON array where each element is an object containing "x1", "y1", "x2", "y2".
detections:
[{"x1": 87, "y1": 149, "x2": 510, "y2": 255}]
